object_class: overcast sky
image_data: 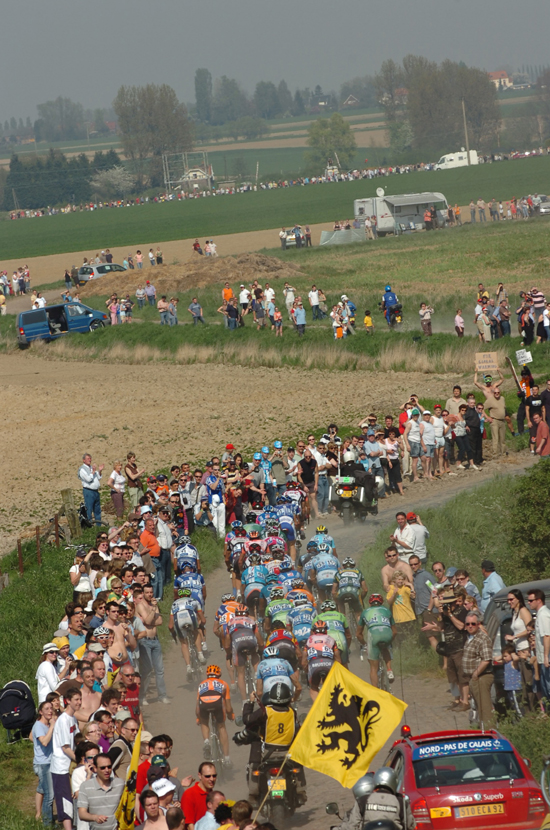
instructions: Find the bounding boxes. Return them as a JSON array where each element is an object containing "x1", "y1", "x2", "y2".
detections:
[{"x1": 4, "y1": 0, "x2": 549, "y2": 119}]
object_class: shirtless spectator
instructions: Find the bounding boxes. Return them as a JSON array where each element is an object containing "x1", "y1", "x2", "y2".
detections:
[
  {"x1": 136, "y1": 585, "x2": 170, "y2": 705},
  {"x1": 381, "y1": 546, "x2": 413, "y2": 592},
  {"x1": 141, "y1": 790, "x2": 168, "y2": 830},
  {"x1": 103, "y1": 601, "x2": 137, "y2": 666},
  {"x1": 77, "y1": 666, "x2": 102, "y2": 727}
]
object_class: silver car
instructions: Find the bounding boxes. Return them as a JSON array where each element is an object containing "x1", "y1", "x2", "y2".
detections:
[
  {"x1": 539, "y1": 195, "x2": 550, "y2": 215},
  {"x1": 78, "y1": 263, "x2": 127, "y2": 283}
]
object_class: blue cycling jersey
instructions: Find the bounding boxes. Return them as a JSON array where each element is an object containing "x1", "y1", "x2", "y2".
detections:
[
  {"x1": 241, "y1": 565, "x2": 269, "y2": 587},
  {"x1": 288, "y1": 605, "x2": 316, "y2": 642},
  {"x1": 174, "y1": 573, "x2": 205, "y2": 606},
  {"x1": 256, "y1": 657, "x2": 294, "y2": 682},
  {"x1": 278, "y1": 568, "x2": 302, "y2": 590},
  {"x1": 312, "y1": 533, "x2": 335, "y2": 550},
  {"x1": 312, "y1": 553, "x2": 339, "y2": 586}
]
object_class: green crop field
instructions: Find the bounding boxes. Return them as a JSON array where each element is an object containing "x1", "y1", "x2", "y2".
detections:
[{"x1": 2, "y1": 155, "x2": 550, "y2": 260}]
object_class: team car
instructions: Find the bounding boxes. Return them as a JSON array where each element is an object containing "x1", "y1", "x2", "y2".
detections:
[{"x1": 384, "y1": 727, "x2": 547, "y2": 829}]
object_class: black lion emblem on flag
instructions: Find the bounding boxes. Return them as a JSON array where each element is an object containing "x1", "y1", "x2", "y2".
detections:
[{"x1": 316, "y1": 683, "x2": 381, "y2": 769}]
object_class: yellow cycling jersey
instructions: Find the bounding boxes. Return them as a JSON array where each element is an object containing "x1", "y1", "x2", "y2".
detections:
[{"x1": 264, "y1": 706, "x2": 296, "y2": 748}]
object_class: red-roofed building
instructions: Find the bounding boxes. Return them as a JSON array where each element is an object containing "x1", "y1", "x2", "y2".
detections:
[{"x1": 488, "y1": 71, "x2": 512, "y2": 89}]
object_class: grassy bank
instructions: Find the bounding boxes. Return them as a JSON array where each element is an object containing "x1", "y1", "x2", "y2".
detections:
[{"x1": 2, "y1": 155, "x2": 550, "y2": 259}]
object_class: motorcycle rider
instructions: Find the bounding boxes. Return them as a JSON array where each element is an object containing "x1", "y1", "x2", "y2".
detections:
[
  {"x1": 233, "y1": 683, "x2": 307, "y2": 805},
  {"x1": 335, "y1": 773, "x2": 374, "y2": 830},
  {"x1": 381, "y1": 285, "x2": 401, "y2": 327},
  {"x1": 256, "y1": 645, "x2": 301, "y2": 704},
  {"x1": 361, "y1": 767, "x2": 415, "y2": 830},
  {"x1": 339, "y1": 451, "x2": 378, "y2": 506}
]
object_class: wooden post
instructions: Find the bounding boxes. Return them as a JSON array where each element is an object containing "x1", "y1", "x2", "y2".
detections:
[
  {"x1": 54, "y1": 514, "x2": 60, "y2": 548},
  {"x1": 17, "y1": 539, "x2": 23, "y2": 576},
  {"x1": 61, "y1": 489, "x2": 80, "y2": 539},
  {"x1": 36, "y1": 526, "x2": 42, "y2": 565}
]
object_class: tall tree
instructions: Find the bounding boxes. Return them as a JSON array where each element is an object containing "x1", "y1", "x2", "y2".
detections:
[
  {"x1": 113, "y1": 84, "x2": 193, "y2": 185},
  {"x1": 277, "y1": 80, "x2": 293, "y2": 115},
  {"x1": 211, "y1": 76, "x2": 249, "y2": 124},
  {"x1": 339, "y1": 75, "x2": 377, "y2": 108},
  {"x1": 253, "y1": 81, "x2": 281, "y2": 119},
  {"x1": 36, "y1": 97, "x2": 85, "y2": 141},
  {"x1": 195, "y1": 68, "x2": 213, "y2": 123},
  {"x1": 292, "y1": 90, "x2": 305, "y2": 116},
  {"x1": 305, "y1": 112, "x2": 357, "y2": 171},
  {"x1": 374, "y1": 59, "x2": 405, "y2": 122}
]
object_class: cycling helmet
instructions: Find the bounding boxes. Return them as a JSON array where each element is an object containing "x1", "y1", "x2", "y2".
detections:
[
  {"x1": 177, "y1": 535, "x2": 191, "y2": 545},
  {"x1": 263, "y1": 646, "x2": 279, "y2": 659},
  {"x1": 261, "y1": 446, "x2": 270, "y2": 454},
  {"x1": 268, "y1": 682, "x2": 292, "y2": 706},
  {"x1": 177, "y1": 587, "x2": 192, "y2": 598},
  {"x1": 249, "y1": 542, "x2": 262, "y2": 553},
  {"x1": 369, "y1": 593, "x2": 384, "y2": 606},
  {"x1": 312, "y1": 620, "x2": 328, "y2": 634},
  {"x1": 231, "y1": 520, "x2": 243, "y2": 530},
  {"x1": 235, "y1": 528, "x2": 247, "y2": 538},
  {"x1": 316, "y1": 525, "x2": 327, "y2": 534},
  {"x1": 280, "y1": 561, "x2": 292, "y2": 572},
  {"x1": 276, "y1": 496, "x2": 286, "y2": 505},
  {"x1": 248, "y1": 552, "x2": 261, "y2": 564},
  {"x1": 342, "y1": 557, "x2": 356, "y2": 568},
  {"x1": 317, "y1": 542, "x2": 331, "y2": 555},
  {"x1": 291, "y1": 578, "x2": 305, "y2": 588},
  {"x1": 206, "y1": 665, "x2": 222, "y2": 678},
  {"x1": 385, "y1": 285, "x2": 391, "y2": 292},
  {"x1": 253, "y1": 452, "x2": 262, "y2": 461},
  {"x1": 306, "y1": 541, "x2": 319, "y2": 552},
  {"x1": 249, "y1": 529, "x2": 261, "y2": 540},
  {"x1": 180, "y1": 560, "x2": 197, "y2": 572},
  {"x1": 321, "y1": 600, "x2": 336, "y2": 612},
  {"x1": 270, "y1": 587, "x2": 285, "y2": 600},
  {"x1": 293, "y1": 598, "x2": 309, "y2": 608},
  {"x1": 265, "y1": 506, "x2": 278, "y2": 515},
  {"x1": 373, "y1": 767, "x2": 398, "y2": 794},
  {"x1": 266, "y1": 572, "x2": 279, "y2": 583},
  {"x1": 234, "y1": 605, "x2": 248, "y2": 616},
  {"x1": 274, "y1": 440, "x2": 283, "y2": 449},
  {"x1": 343, "y1": 450, "x2": 356, "y2": 463},
  {"x1": 246, "y1": 511, "x2": 258, "y2": 524},
  {"x1": 221, "y1": 593, "x2": 233, "y2": 603},
  {"x1": 271, "y1": 549, "x2": 284, "y2": 560},
  {"x1": 352, "y1": 772, "x2": 375, "y2": 802}
]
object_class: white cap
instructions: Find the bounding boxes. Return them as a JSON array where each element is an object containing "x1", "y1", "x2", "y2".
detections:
[{"x1": 151, "y1": 779, "x2": 176, "y2": 797}]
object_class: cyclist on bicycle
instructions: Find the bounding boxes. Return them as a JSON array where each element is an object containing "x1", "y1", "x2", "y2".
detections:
[
  {"x1": 174, "y1": 536, "x2": 201, "y2": 573},
  {"x1": 309, "y1": 543, "x2": 339, "y2": 601},
  {"x1": 240, "y1": 552, "x2": 269, "y2": 620},
  {"x1": 357, "y1": 594, "x2": 397, "y2": 687},
  {"x1": 265, "y1": 621, "x2": 302, "y2": 670},
  {"x1": 243, "y1": 509, "x2": 261, "y2": 535},
  {"x1": 264, "y1": 587, "x2": 293, "y2": 634},
  {"x1": 286, "y1": 577, "x2": 315, "y2": 606},
  {"x1": 256, "y1": 645, "x2": 301, "y2": 704},
  {"x1": 169, "y1": 588, "x2": 206, "y2": 677},
  {"x1": 275, "y1": 495, "x2": 300, "y2": 562},
  {"x1": 311, "y1": 524, "x2": 337, "y2": 557},
  {"x1": 224, "y1": 526, "x2": 248, "y2": 597},
  {"x1": 174, "y1": 561, "x2": 206, "y2": 606},
  {"x1": 196, "y1": 665, "x2": 234, "y2": 767},
  {"x1": 299, "y1": 541, "x2": 318, "y2": 585},
  {"x1": 213, "y1": 593, "x2": 239, "y2": 686},
  {"x1": 287, "y1": 597, "x2": 316, "y2": 653},
  {"x1": 263, "y1": 545, "x2": 292, "y2": 576},
  {"x1": 277, "y1": 561, "x2": 303, "y2": 592},
  {"x1": 332, "y1": 558, "x2": 367, "y2": 621},
  {"x1": 305, "y1": 620, "x2": 341, "y2": 701},
  {"x1": 224, "y1": 605, "x2": 264, "y2": 701},
  {"x1": 315, "y1": 599, "x2": 352, "y2": 666}
]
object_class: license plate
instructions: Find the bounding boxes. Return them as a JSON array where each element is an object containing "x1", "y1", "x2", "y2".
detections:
[
  {"x1": 455, "y1": 803, "x2": 504, "y2": 818},
  {"x1": 269, "y1": 778, "x2": 286, "y2": 794},
  {"x1": 430, "y1": 807, "x2": 451, "y2": 818},
  {"x1": 340, "y1": 491, "x2": 354, "y2": 498}
]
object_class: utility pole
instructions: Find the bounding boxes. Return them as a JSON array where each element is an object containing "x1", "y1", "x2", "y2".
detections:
[{"x1": 462, "y1": 98, "x2": 471, "y2": 165}]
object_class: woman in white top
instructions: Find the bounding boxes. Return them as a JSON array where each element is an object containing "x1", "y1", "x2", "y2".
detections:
[
  {"x1": 419, "y1": 303, "x2": 434, "y2": 336},
  {"x1": 36, "y1": 643, "x2": 62, "y2": 703},
  {"x1": 419, "y1": 411, "x2": 436, "y2": 480},
  {"x1": 384, "y1": 428, "x2": 404, "y2": 495},
  {"x1": 69, "y1": 549, "x2": 93, "y2": 603},
  {"x1": 431, "y1": 406, "x2": 447, "y2": 478},
  {"x1": 403, "y1": 410, "x2": 424, "y2": 483},
  {"x1": 505, "y1": 589, "x2": 532, "y2": 651},
  {"x1": 108, "y1": 461, "x2": 126, "y2": 518}
]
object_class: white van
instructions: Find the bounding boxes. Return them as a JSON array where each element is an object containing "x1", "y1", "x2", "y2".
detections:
[
  {"x1": 353, "y1": 190, "x2": 448, "y2": 236},
  {"x1": 434, "y1": 149, "x2": 479, "y2": 170}
]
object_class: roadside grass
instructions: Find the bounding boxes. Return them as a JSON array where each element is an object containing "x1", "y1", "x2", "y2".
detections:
[{"x1": 2, "y1": 155, "x2": 550, "y2": 258}]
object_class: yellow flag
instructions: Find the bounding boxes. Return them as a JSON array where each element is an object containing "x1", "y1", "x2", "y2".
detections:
[
  {"x1": 289, "y1": 663, "x2": 407, "y2": 788},
  {"x1": 115, "y1": 723, "x2": 142, "y2": 830}
]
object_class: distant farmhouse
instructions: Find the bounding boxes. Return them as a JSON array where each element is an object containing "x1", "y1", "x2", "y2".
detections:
[{"x1": 488, "y1": 71, "x2": 513, "y2": 90}]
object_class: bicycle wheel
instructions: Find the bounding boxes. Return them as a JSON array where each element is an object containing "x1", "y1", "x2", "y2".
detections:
[
  {"x1": 245, "y1": 657, "x2": 255, "y2": 697},
  {"x1": 378, "y1": 659, "x2": 391, "y2": 693},
  {"x1": 209, "y1": 714, "x2": 224, "y2": 774}
]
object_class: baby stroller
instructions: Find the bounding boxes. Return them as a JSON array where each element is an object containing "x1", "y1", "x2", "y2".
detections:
[{"x1": 0, "y1": 680, "x2": 36, "y2": 742}]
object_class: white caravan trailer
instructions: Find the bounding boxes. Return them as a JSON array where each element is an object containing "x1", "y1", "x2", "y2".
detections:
[
  {"x1": 434, "y1": 149, "x2": 479, "y2": 170},
  {"x1": 353, "y1": 188, "x2": 448, "y2": 236}
]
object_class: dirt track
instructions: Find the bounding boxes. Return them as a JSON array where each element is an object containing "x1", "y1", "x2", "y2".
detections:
[{"x1": 0, "y1": 351, "x2": 478, "y2": 555}]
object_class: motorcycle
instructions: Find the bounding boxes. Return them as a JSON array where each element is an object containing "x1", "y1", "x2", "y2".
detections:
[
  {"x1": 329, "y1": 474, "x2": 378, "y2": 525},
  {"x1": 249, "y1": 749, "x2": 306, "y2": 825},
  {"x1": 379, "y1": 301, "x2": 403, "y2": 329}
]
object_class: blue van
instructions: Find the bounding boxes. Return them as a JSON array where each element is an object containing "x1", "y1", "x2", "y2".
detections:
[{"x1": 17, "y1": 302, "x2": 109, "y2": 347}]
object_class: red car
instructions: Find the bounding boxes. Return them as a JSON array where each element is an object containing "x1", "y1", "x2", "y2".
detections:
[{"x1": 384, "y1": 727, "x2": 547, "y2": 829}]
